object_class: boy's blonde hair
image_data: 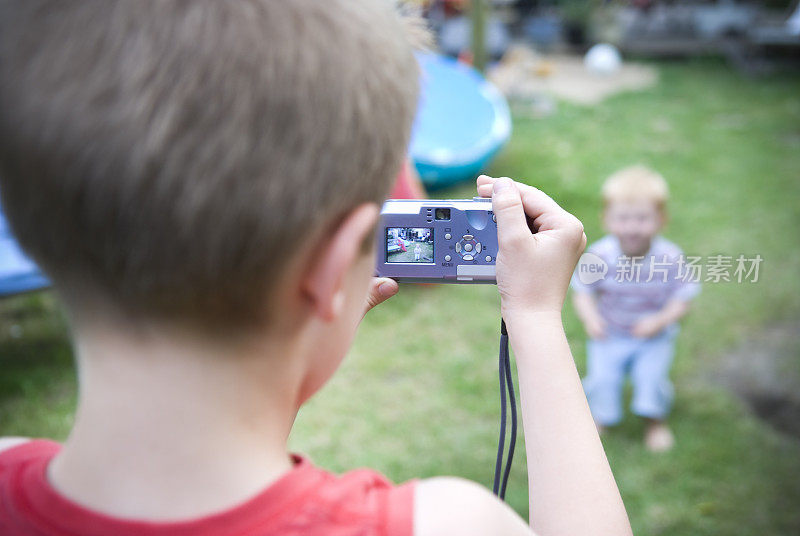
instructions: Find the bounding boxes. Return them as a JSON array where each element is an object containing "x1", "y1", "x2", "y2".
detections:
[
  {"x1": 0, "y1": 0, "x2": 420, "y2": 331},
  {"x1": 601, "y1": 165, "x2": 669, "y2": 212}
]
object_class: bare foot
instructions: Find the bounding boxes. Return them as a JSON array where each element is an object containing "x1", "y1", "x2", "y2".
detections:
[{"x1": 645, "y1": 422, "x2": 674, "y2": 452}]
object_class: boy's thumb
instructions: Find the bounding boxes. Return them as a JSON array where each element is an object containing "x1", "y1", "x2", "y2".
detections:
[{"x1": 492, "y1": 177, "x2": 529, "y2": 247}]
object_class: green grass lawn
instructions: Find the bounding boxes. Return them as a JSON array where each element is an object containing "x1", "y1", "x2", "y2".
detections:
[{"x1": 1, "y1": 59, "x2": 799, "y2": 534}]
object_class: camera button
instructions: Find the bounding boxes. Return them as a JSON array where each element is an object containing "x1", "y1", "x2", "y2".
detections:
[
  {"x1": 444, "y1": 233, "x2": 452, "y2": 240},
  {"x1": 463, "y1": 254, "x2": 474, "y2": 261}
]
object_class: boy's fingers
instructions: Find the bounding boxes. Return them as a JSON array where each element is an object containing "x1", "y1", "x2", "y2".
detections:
[
  {"x1": 515, "y1": 183, "x2": 585, "y2": 245},
  {"x1": 481, "y1": 175, "x2": 585, "y2": 248},
  {"x1": 477, "y1": 183, "x2": 493, "y2": 197},
  {"x1": 480, "y1": 176, "x2": 565, "y2": 225},
  {"x1": 515, "y1": 183, "x2": 564, "y2": 222},
  {"x1": 476, "y1": 175, "x2": 495, "y2": 198},
  {"x1": 476, "y1": 174, "x2": 495, "y2": 188},
  {"x1": 491, "y1": 177, "x2": 530, "y2": 249},
  {"x1": 363, "y1": 277, "x2": 398, "y2": 317}
]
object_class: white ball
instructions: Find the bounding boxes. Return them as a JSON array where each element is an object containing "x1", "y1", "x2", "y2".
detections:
[{"x1": 584, "y1": 44, "x2": 622, "y2": 75}]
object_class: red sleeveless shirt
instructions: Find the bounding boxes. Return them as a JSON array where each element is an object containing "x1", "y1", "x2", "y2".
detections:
[{"x1": 0, "y1": 440, "x2": 415, "y2": 536}]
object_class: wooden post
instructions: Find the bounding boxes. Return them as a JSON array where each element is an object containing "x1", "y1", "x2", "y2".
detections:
[{"x1": 471, "y1": 0, "x2": 487, "y2": 73}]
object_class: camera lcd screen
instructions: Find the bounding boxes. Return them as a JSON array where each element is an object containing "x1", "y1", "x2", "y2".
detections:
[{"x1": 386, "y1": 227, "x2": 434, "y2": 263}]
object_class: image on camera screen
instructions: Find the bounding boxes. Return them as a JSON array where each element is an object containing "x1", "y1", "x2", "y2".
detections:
[{"x1": 386, "y1": 227, "x2": 434, "y2": 263}]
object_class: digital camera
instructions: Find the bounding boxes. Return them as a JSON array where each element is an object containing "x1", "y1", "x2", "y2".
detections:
[{"x1": 375, "y1": 198, "x2": 498, "y2": 283}]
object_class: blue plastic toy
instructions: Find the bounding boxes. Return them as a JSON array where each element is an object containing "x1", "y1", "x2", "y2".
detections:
[
  {"x1": 0, "y1": 206, "x2": 49, "y2": 297},
  {"x1": 409, "y1": 53, "x2": 511, "y2": 190}
]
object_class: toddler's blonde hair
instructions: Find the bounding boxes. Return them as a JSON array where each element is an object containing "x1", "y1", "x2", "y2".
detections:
[{"x1": 602, "y1": 165, "x2": 669, "y2": 212}]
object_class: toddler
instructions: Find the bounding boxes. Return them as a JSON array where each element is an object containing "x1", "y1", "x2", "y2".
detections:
[{"x1": 572, "y1": 166, "x2": 700, "y2": 452}]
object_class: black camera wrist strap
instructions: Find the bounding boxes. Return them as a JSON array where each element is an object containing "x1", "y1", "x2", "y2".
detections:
[{"x1": 492, "y1": 318, "x2": 517, "y2": 500}]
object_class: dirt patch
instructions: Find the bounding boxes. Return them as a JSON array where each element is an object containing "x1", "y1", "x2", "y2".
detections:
[
  {"x1": 712, "y1": 322, "x2": 800, "y2": 440},
  {"x1": 488, "y1": 46, "x2": 658, "y2": 106}
]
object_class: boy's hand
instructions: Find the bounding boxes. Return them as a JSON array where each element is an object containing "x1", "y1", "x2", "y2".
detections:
[
  {"x1": 362, "y1": 277, "x2": 399, "y2": 318},
  {"x1": 477, "y1": 175, "x2": 586, "y2": 317}
]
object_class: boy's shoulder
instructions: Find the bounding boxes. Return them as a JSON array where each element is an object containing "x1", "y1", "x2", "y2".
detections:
[
  {"x1": 0, "y1": 442, "x2": 533, "y2": 535},
  {"x1": 414, "y1": 477, "x2": 532, "y2": 535}
]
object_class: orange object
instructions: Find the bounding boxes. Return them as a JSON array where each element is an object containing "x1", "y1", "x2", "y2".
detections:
[
  {"x1": 457, "y1": 50, "x2": 474, "y2": 66},
  {"x1": 389, "y1": 160, "x2": 426, "y2": 199}
]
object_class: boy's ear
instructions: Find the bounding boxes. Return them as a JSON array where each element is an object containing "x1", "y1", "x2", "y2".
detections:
[{"x1": 300, "y1": 203, "x2": 379, "y2": 322}]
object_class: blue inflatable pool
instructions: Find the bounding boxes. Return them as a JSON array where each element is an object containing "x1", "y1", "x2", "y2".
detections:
[
  {"x1": 409, "y1": 53, "x2": 511, "y2": 190},
  {"x1": 0, "y1": 206, "x2": 49, "y2": 297}
]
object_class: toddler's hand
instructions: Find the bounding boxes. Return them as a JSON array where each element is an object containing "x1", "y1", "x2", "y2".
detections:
[
  {"x1": 631, "y1": 315, "x2": 663, "y2": 338},
  {"x1": 584, "y1": 314, "x2": 607, "y2": 340},
  {"x1": 477, "y1": 175, "x2": 586, "y2": 318}
]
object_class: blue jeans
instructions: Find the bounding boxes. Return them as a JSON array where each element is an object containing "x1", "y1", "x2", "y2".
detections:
[{"x1": 582, "y1": 327, "x2": 677, "y2": 426}]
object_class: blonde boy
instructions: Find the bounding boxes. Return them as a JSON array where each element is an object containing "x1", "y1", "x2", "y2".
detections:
[
  {"x1": 572, "y1": 166, "x2": 700, "y2": 452},
  {"x1": 0, "y1": 1, "x2": 631, "y2": 534}
]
